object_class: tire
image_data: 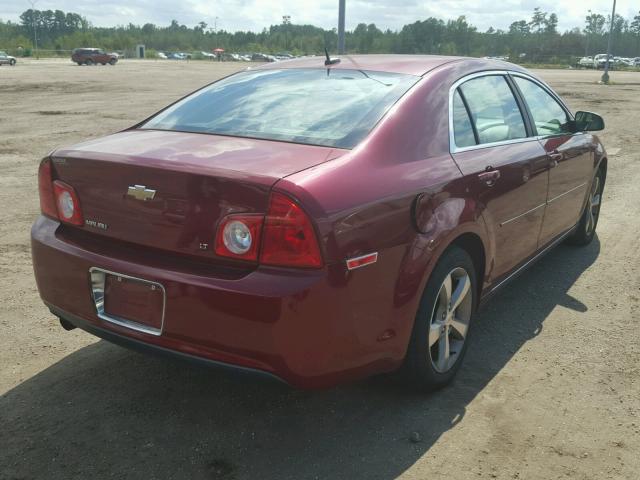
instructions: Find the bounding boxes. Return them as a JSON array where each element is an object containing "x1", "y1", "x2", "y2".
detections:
[
  {"x1": 76, "y1": 62, "x2": 82, "y2": 66},
  {"x1": 9, "y1": 59, "x2": 15, "y2": 66},
  {"x1": 85, "y1": 59, "x2": 94, "y2": 66},
  {"x1": 101, "y1": 62, "x2": 106, "y2": 65},
  {"x1": 109, "y1": 59, "x2": 117, "y2": 65},
  {"x1": 401, "y1": 245, "x2": 477, "y2": 392},
  {"x1": 566, "y1": 168, "x2": 604, "y2": 246}
]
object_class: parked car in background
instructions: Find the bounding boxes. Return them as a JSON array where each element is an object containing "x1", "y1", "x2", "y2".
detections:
[
  {"x1": 593, "y1": 53, "x2": 615, "y2": 69},
  {"x1": 577, "y1": 56, "x2": 594, "y2": 68},
  {"x1": 32, "y1": 55, "x2": 607, "y2": 390},
  {"x1": 71, "y1": 48, "x2": 118, "y2": 66},
  {"x1": 0, "y1": 51, "x2": 16, "y2": 66},
  {"x1": 169, "y1": 52, "x2": 191, "y2": 60},
  {"x1": 251, "y1": 53, "x2": 276, "y2": 62},
  {"x1": 157, "y1": 52, "x2": 168, "y2": 59}
]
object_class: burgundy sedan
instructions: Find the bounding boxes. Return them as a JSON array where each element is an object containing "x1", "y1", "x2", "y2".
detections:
[{"x1": 32, "y1": 55, "x2": 606, "y2": 390}]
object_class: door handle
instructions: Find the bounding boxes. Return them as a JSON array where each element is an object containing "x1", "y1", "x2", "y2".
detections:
[
  {"x1": 478, "y1": 169, "x2": 500, "y2": 186},
  {"x1": 548, "y1": 151, "x2": 563, "y2": 167}
]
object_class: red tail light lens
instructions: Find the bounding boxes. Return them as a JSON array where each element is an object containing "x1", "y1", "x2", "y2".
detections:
[
  {"x1": 215, "y1": 214, "x2": 263, "y2": 261},
  {"x1": 38, "y1": 158, "x2": 58, "y2": 219},
  {"x1": 261, "y1": 192, "x2": 322, "y2": 268},
  {"x1": 53, "y1": 180, "x2": 84, "y2": 226}
]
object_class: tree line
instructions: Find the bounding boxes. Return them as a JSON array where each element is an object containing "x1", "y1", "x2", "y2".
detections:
[{"x1": 1, "y1": 7, "x2": 640, "y2": 62}]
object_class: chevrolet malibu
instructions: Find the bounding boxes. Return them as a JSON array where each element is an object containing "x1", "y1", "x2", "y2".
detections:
[{"x1": 32, "y1": 55, "x2": 606, "y2": 390}]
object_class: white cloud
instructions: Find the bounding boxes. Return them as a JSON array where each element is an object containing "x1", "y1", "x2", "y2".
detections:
[{"x1": 0, "y1": 0, "x2": 637, "y2": 32}]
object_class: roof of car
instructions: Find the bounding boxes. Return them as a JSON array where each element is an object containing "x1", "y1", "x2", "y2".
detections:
[{"x1": 254, "y1": 54, "x2": 510, "y2": 76}]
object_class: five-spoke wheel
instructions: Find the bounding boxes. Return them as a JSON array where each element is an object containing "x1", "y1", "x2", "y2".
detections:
[
  {"x1": 428, "y1": 267, "x2": 473, "y2": 373},
  {"x1": 402, "y1": 246, "x2": 477, "y2": 391}
]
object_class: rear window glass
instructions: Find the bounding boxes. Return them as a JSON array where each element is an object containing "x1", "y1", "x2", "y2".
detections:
[
  {"x1": 452, "y1": 90, "x2": 476, "y2": 148},
  {"x1": 140, "y1": 68, "x2": 418, "y2": 149}
]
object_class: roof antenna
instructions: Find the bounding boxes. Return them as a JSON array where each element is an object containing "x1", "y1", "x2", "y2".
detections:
[{"x1": 324, "y1": 47, "x2": 340, "y2": 66}]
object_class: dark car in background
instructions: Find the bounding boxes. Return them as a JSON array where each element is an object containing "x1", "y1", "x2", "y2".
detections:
[
  {"x1": 32, "y1": 55, "x2": 607, "y2": 390},
  {"x1": 71, "y1": 48, "x2": 118, "y2": 66}
]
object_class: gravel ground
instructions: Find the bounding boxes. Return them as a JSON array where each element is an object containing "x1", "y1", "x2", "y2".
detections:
[{"x1": 1, "y1": 59, "x2": 639, "y2": 480}]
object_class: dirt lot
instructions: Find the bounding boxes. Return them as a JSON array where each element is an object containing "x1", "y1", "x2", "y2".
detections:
[{"x1": 1, "y1": 59, "x2": 639, "y2": 480}]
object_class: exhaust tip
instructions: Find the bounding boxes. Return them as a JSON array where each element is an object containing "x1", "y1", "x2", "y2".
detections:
[{"x1": 59, "y1": 317, "x2": 77, "y2": 331}]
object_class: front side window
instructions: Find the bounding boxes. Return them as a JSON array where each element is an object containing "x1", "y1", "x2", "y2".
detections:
[
  {"x1": 141, "y1": 68, "x2": 419, "y2": 149},
  {"x1": 514, "y1": 77, "x2": 571, "y2": 135},
  {"x1": 459, "y1": 75, "x2": 527, "y2": 145}
]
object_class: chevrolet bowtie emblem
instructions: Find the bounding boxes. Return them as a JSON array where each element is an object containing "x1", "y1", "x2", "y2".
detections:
[{"x1": 127, "y1": 185, "x2": 156, "y2": 201}]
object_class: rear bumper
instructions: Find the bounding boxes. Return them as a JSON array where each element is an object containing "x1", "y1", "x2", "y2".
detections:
[
  {"x1": 48, "y1": 304, "x2": 286, "y2": 385},
  {"x1": 31, "y1": 216, "x2": 406, "y2": 389}
]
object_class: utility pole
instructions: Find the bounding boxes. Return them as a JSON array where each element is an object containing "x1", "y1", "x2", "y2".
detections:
[
  {"x1": 282, "y1": 15, "x2": 291, "y2": 51},
  {"x1": 602, "y1": 0, "x2": 617, "y2": 84},
  {"x1": 338, "y1": 0, "x2": 345, "y2": 54},
  {"x1": 27, "y1": 0, "x2": 39, "y2": 59}
]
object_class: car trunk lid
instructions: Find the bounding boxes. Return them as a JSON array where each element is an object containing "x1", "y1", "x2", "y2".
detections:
[{"x1": 50, "y1": 129, "x2": 339, "y2": 264}]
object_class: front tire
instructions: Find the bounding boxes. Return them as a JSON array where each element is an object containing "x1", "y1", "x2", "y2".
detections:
[
  {"x1": 567, "y1": 168, "x2": 604, "y2": 246},
  {"x1": 10, "y1": 59, "x2": 16, "y2": 66},
  {"x1": 401, "y1": 246, "x2": 477, "y2": 391}
]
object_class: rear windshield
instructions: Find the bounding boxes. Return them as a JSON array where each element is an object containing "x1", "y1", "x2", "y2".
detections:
[{"x1": 140, "y1": 68, "x2": 418, "y2": 149}]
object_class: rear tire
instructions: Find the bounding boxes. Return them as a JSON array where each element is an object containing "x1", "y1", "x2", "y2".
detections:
[
  {"x1": 401, "y1": 246, "x2": 477, "y2": 392},
  {"x1": 109, "y1": 58, "x2": 117, "y2": 65},
  {"x1": 566, "y1": 168, "x2": 604, "y2": 246},
  {"x1": 76, "y1": 62, "x2": 82, "y2": 66}
]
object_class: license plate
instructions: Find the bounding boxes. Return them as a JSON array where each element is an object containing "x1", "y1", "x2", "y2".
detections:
[{"x1": 90, "y1": 268, "x2": 165, "y2": 336}]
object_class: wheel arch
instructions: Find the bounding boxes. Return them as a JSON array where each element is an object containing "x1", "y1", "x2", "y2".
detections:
[
  {"x1": 450, "y1": 232, "x2": 486, "y2": 304},
  {"x1": 394, "y1": 217, "x2": 492, "y2": 320}
]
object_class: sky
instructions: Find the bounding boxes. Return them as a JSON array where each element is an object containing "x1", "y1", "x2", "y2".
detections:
[{"x1": 0, "y1": 0, "x2": 638, "y2": 33}]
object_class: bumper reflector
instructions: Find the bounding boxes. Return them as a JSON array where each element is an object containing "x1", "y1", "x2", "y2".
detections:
[{"x1": 346, "y1": 252, "x2": 378, "y2": 271}]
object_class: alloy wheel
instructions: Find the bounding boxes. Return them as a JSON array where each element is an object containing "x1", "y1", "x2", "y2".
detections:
[
  {"x1": 586, "y1": 176, "x2": 601, "y2": 235},
  {"x1": 428, "y1": 267, "x2": 473, "y2": 373}
]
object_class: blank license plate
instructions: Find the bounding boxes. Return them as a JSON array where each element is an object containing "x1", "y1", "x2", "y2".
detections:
[{"x1": 103, "y1": 274, "x2": 164, "y2": 330}]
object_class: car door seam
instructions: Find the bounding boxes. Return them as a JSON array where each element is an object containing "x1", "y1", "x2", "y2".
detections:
[
  {"x1": 546, "y1": 182, "x2": 587, "y2": 204},
  {"x1": 499, "y1": 203, "x2": 547, "y2": 227}
]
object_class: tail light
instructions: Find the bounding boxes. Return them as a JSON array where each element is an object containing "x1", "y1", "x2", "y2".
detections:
[
  {"x1": 38, "y1": 158, "x2": 57, "y2": 219},
  {"x1": 215, "y1": 215, "x2": 263, "y2": 261},
  {"x1": 38, "y1": 158, "x2": 83, "y2": 226},
  {"x1": 214, "y1": 192, "x2": 323, "y2": 269},
  {"x1": 261, "y1": 192, "x2": 322, "y2": 268},
  {"x1": 53, "y1": 180, "x2": 84, "y2": 226}
]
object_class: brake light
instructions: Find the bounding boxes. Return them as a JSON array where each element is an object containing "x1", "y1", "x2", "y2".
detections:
[
  {"x1": 215, "y1": 215, "x2": 263, "y2": 261},
  {"x1": 261, "y1": 192, "x2": 322, "y2": 268},
  {"x1": 53, "y1": 180, "x2": 84, "y2": 226},
  {"x1": 38, "y1": 158, "x2": 57, "y2": 219}
]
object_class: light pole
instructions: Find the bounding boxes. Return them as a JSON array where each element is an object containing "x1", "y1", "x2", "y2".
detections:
[
  {"x1": 338, "y1": 0, "x2": 345, "y2": 54},
  {"x1": 602, "y1": 0, "x2": 617, "y2": 84},
  {"x1": 27, "y1": 0, "x2": 38, "y2": 59}
]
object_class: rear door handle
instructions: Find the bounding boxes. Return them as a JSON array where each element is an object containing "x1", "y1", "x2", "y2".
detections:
[
  {"x1": 478, "y1": 169, "x2": 500, "y2": 186},
  {"x1": 548, "y1": 151, "x2": 563, "y2": 167}
]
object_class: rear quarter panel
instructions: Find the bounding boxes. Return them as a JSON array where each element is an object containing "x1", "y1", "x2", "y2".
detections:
[{"x1": 277, "y1": 61, "x2": 499, "y2": 362}]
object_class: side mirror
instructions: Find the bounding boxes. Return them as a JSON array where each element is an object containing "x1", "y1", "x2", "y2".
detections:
[{"x1": 575, "y1": 111, "x2": 604, "y2": 132}]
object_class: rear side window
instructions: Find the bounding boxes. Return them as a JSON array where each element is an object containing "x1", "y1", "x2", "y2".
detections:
[
  {"x1": 141, "y1": 68, "x2": 418, "y2": 149},
  {"x1": 514, "y1": 77, "x2": 571, "y2": 135},
  {"x1": 459, "y1": 75, "x2": 527, "y2": 145},
  {"x1": 452, "y1": 90, "x2": 476, "y2": 148}
]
